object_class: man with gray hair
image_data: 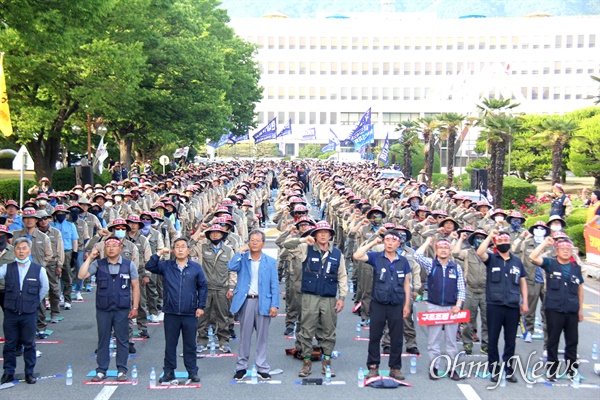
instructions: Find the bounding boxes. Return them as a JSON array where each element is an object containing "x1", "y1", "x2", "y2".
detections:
[{"x1": 1, "y1": 237, "x2": 49, "y2": 385}]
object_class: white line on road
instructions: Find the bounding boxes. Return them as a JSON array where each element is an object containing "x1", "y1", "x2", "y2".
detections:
[
  {"x1": 94, "y1": 386, "x2": 118, "y2": 400},
  {"x1": 457, "y1": 383, "x2": 482, "y2": 400},
  {"x1": 583, "y1": 283, "x2": 600, "y2": 296}
]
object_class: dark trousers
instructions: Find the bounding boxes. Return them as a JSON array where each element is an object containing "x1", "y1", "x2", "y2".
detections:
[
  {"x1": 96, "y1": 308, "x2": 130, "y2": 374},
  {"x1": 486, "y1": 304, "x2": 520, "y2": 375},
  {"x1": 546, "y1": 310, "x2": 579, "y2": 377},
  {"x1": 164, "y1": 314, "x2": 198, "y2": 375},
  {"x1": 2, "y1": 311, "x2": 37, "y2": 375},
  {"x1": 368, "y1": 301, "x2": 404, "y2": 369}
]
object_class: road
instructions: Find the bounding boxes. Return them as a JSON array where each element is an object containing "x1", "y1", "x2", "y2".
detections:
[{"x1": 1, "y1": 222, "x2": 599, "y2": 399}]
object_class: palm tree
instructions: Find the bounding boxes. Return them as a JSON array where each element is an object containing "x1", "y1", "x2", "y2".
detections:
[
  {"x1": 395, "y1": 120, "x2": 420, "y2": 177},
  {"x1": 416, "y1": 116, "x2": 440, "y2": 183},
  {"x1": 532, "y1": 118, "x2": 580, "y2": 185},
  {"x1": 438, "y1": 112, "x2": 466, "y2": 187}
]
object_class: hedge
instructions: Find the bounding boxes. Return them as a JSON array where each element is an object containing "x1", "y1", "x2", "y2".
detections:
[
  {"x1": 51, "y1": 168, "x2": 111, "y2": 191},
  {"x1": 565, "y1": 224, "x2": 585, "y2": 253},
  {"x1": 502, "y1": 176, "x2": 537, "y2": 209},
  {"x1": 566, "y1": 208, "x2": 587, "y2": 226},
  {"x1": 524, "y1": 214, "x2": 550, "y2": 229},
  {"x1": 0, "y1": 179, "x2": 37, "y2": 202},
  {"x1": 0, "y1": 158, "x2": 13, "y2": 169}
]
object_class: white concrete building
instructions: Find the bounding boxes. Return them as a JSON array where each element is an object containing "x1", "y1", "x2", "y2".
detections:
[{"x1": 228, "y1": 12, "x2": 600, "y2": 162}]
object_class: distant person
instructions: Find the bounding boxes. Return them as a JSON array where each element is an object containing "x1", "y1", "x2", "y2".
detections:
[
  {"x1": 582, "y1": 189, "x2": 600, "y2": 229},
  {"x1": 545, "y1": 184, "x2": 572, "y2": 219}
]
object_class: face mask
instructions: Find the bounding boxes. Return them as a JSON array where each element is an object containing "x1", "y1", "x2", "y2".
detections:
[
  {"x1": 510, "y1": 220, "x2": 521, "y2": 231},
  {"x1": 495, "y1": 216, "x2": 504, "y2": 223},
  {"x1": 117, "y1": 185, "x2": 123, "y2": 190},
  {"x1": 209, "y1": 238, "x2": 222, "y2": 246},
  {"x1": 86, "y1": 189, "x2": 93, "y2": 195},
  {"x1": 55, "y1": 214, "x2": 66, "y2": 223},
  {"x1": 75, "y1": 190, "x2": 83, "y2": 196},
  {"x1": 0, "y1": 235, "x2": 7, "y2": 251},
  {"x1": 114, "y1": 230, "x2": 126, "y2": 239},
  {"x1": 533, "y1": 227, "x2": 546, "y2": 240},
  {"x1": 105, "y1": 201, "x2": 113, "y2": 207},
  {"x1": 496, "y1": 243, "x2": 510, "y2": 253},
  {"x1": 550, "y1": 224, "x2": 562, "y2": 232},
  {"x1": 420, "y1": 186, "x2": 427, "y2": 194},
  {"x1": 390, "y1": 193, "x2": 399, "y2": 199},
  {"x1": 410, "y1": 200, "x2": 420, "y2": 211},
  {"x1": 91, "y1": 209, "x2": 102, "y2": 217},
  {"x1": 114, "y1": 196, "x2": 122, "y2": 203},
  {"x1": 171, "y1": 195, "x2": 178, "y2": 202},
  {"x1": 15, "y1": 256, "x2": 29, "y2": 264},
  {"x1": 473, "y1": 238, "x2": 484, "y2": 249},
  {"x1": 164, "y1": 211, "x2": 172, "y2": 218},
  {"x1": 69, "y1": 210, "x2": 80, "y2": 221},
  {"x1": 38, "y1": 200, "x2": 47, "y2": 206},
  {"x1": 106, "y1": 187, "x2": 113, "y2": 193},
  {"x1": 143, "y1": 221, "x2": 151, "y2": 229}
]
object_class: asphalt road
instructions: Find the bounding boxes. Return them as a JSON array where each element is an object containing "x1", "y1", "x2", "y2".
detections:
[{"x1": 1, "y1": 221, "x2": 599, "y2": 399}]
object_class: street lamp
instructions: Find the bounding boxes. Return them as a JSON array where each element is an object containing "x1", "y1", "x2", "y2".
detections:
[{"x1": 72, "y1": 115, "x2": 106, "y2": 161}]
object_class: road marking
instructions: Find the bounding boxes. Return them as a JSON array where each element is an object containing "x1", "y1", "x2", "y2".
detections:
[
  {"x1": 457, "y1": 383, "x2": 482, "y2": 400},
  {"x1": 583, "y1": 284, "x2": 600, "y2": 297},
  {"x1": 94, "y1": 386, "x2": 118, "y2": 400}
]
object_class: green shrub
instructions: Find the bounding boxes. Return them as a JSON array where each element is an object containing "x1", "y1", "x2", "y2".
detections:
[
  {"x1": 0, "y1": 158, "x2": 13, "y2": 169},
  {"x1": 502, "y1": 176, "x2": 537, "y2": 209},
  {"x1": 0, "y1": 179, "x2": 37, "y2": 202},
  {"x1": 565, "y1": 224, "x2": 585, "y2": 254},
  {"x1": 540, "y1": 203, "x2": 552, "y2": 213},
  {"x1": 51, "y1": 167, "x2": 108, "y2": 191},
  {"x1": 566, "y1": 208, "x2": 587, "y2": 226},
  {"x1": 524, "y1": 214, "x2": 550, "y2": 229}
]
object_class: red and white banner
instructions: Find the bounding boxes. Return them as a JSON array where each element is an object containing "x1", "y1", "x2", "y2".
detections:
[
  {"x1": 418, "y1": 310, "x2": 470, "y2": 326},
  {"x1": 583, "y1": 226, "x2": 600, "y2": 266}
]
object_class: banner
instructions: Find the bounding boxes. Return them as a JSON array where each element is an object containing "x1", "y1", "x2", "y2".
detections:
[
  {"x1": 0, "y1": 53, "x2": 13, "y2": 137},
  {"x1": 358, "y1": 144, "x2": 368, "y2": 159},
  {"x1": 329, "y1": 128, "x2": 340, "y2": 145},
  {"x1": 209, "y1": 133, "x2": 229, "y2": 149},
  {"x1": 321, "y1": 141, "x2": 335, "y2": 153},
  {"x1": 418, "y1": 310, "x2": 470, "y2": 326},
  {"x1": 253, "y1": 117, "x2": 277, "y2": 144},
  {"x1": 348, "y1": 108, "x2": 371, "y2": 142},
  {"x1": 302, "y1": 127, "x2": 316, "y2": 141},
  {"x1": 95, "y1": 137, "x2": 108, "y2": 174},
  {"x1": 277, "y1": 119, "x2": 292, "y2": 138},
  {"x1": 278, "y1": 139, "x2": 285, "y2": 156},
  {"x1": 378, "y1": 133, "x2": 389, "y2": 165},
  {"x1": 173, "y1": 146, "x2": 189, "y2": 159},
  {"x1": 584, "y1": 226, "x2": 600, "y2": 265},
  {"x1": 229, "y1": 133, "x2": 249, "y2": 144},
  {"x1": 353, "y1": 124, "x2": 374, "y2": 151}
]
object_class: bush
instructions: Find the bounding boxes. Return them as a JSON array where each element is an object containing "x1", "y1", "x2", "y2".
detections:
[
  {"x1": 0, "y1": 158, "x2": 13, "y2": 169},
  {"x1": 566, "y1": 208, "x2": 587, "y2": 226},
  {"x1": 502, "y1": 176, "x2": 536, "y2": 209},
  {"x1": 0, "y1": 179, "x2": 38, "y2": 202},
  {"x1": 51, "y1": 167, "x2": 109, "y2": 191},
  {"x1": 524, "y1": 214, "x2": 549, "y2": 229},
  {"x1": 565, "y1": 224, "x2": 585, "y2": 254}
]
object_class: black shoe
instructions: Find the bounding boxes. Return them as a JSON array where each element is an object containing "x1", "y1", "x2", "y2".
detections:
[
  {"x1": 129, "y1": 343, "x2": 136, "y2": 354},
  {"x1": 284, "y1": 327, "x2": 294, "y2": 336},
  {"x1": 139, "y1": 330, "x2": 150, "y2": 339},
  {"x1": 450, "y1": 370, "x2": 461, "y2": 381},
  {"x1": 382, "y1": 346, "x2": 390, "y2": 355},
  {"x1": 159, "y1": 372, "x2": 176, "y2": 383},
  {"x1": 229, "y1": 328, "x2": 236, "y2": 339},
  {"x1": 406, "y1": 347, "x2": 420, "y2": 355},
  {"x1": 506, "y1": 374, "x2": 518, "y2": 383},
  {"x1": 233, "y1": 369, "x2": 247, "y2": 381},
  {"x1": 25, "y1": 374, "x2": 36, "y2": 384},
  {"x1": 188, "y1": 373, "x2": 200, "y2": 383},
  {"x1": 258, "y1": 371, "x2": 271, "y2": 381},
  {"x1": 490, "y1": 375, "x2": 499, "y2": 383},
  {"x1": 429, "y1": 367, "x2": 439, "y2": 380},
  {"x1": 1, "y1": 374, "x2": 14, "y2": 384}
]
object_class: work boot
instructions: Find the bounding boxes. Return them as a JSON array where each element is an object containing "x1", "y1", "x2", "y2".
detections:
[
  {"x1": 390, "y1": 368, "x2": 405, "y2": 380},
  {"x1": 321, "y1": 359, "x2": 335, "y2": 377},
  {"x1": 298, "y1": 360, "x2": 312, "y2": 377},
  {"x1": 366, "y1": 365, "x2": 379, "y2": 379}
]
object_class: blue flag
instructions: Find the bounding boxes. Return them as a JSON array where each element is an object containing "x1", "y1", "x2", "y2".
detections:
[
  {"x1": 209, "y1": 133, "x2": 230, "y2": 149},
  {"x1": 322, "y1": 139, "x2": 336, "y2": 153},
  {"x1": 378, "y1": 133, "x2": 390, "y2": 165},
  {"x1": 353, "y1": 124, "x2": 374, "y2": 151},
  {"x1": 348, "y1": 108, "x2": 371, "y2": 142},
  {"x1": 228, "y1": 133, "x2": 249, "y2": 144},
  {"x1": 329, "y1": 128, "x2": 340, "y2": 145},
  {"x1": 278, "y1": 119, "x2": 292, "y2": 138},
  {"x1": 359, "y1": 144, "x2": 368, "y2": 159},
  {"x1": 253, "y1": 118, "x2": 277, "y2": 144},
  {"x1": 302, "y1": 127, "x2": 316, "y2": 141}
]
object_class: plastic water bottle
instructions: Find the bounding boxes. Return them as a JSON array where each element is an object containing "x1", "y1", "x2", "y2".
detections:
[
  {"x1": 358, "y1": 367, "x2": 365, "y2": 387},
  {"x1": 410, "y1": 355, "x2": 417, "y2": 374},
  {"x1": 109, "y1": 337, "x2": 116, "y2": 350},
  {"x1": 573, "y1": 373, "x2": 580, "y2": 389},
  {"x1": 331, "y1": 351, "x2": 341, "y2": 359},
  {"x1": 349, "y1": 281, "x2": 354, "y2": 293},
  {"x1": 592, "y1": 341, "x2": 598, "y2": 360},
  {"x1": 210, "y1": 339, "x2": 216, "y2": 356},
  {"x1": 208, "y1": 325, "x2": 214, "y2": 338},
  {"x1": 356, "y1": 321, "x2": 361, "y2": 338},
  {"x1": 325, "y1": 365, "x2": 332, "y2": 385},
  {"x1": 149, "y1": 367, "x2": 156, "y2": 387},
  {"x1": 131, "y1": 365, "x2": 138, "y2": 386},
  {"x1": 91, "y1": 275, "x2": 96, "y2": 285},
  {"x1": 66, "y1": 365, "x2": 73, "y2": 386},
  {"x1": 251, "y1": 364, "x2": 258, "y2": 384},
  {"x1": 526, "y1": 367, "x2": 533, "y2": 388},
  {"x1": 500, "y1": 371, "x2": 506, "y2": 387},
  {"x1": 292, "y1": 321, "x2": 297, "y2": 338}
]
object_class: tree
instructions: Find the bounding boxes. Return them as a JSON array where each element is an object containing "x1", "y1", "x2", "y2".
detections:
[
  {"x1": 438, "y1": 112, "x2": 465, "y2": 187},
  {"x1": 532, "y1": 117, "x2": 580, "y2": 185},
  {"x1": 416, "y1": 116, "x2": 440, "y2": 183},
  {"x1": 568, "y1": 114, "x2": 600, "y2": 186},
  {"x1": 298, "y1": 143, "x2": 322, "y2": 158},
  {"x1": 592, "y1": 75, "x2": 600, "y2": 105},
  {"x1": 395, "y1": 120, "x2": 420, "y2": 177}
]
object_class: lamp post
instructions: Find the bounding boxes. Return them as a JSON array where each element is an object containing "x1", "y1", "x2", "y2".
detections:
[{"x1": 72, "y1": 115, "x2": 106, "y2": 162}]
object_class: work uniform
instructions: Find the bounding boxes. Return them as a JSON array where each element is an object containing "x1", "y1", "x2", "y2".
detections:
[
  {"x1": 35, "y1": 226, "x2": 64, "y2": 329},
  {"x1": 50, "y1": 219, "x2": 79, "y2": 305}
]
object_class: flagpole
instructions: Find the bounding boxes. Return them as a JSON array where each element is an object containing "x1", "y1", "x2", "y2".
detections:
[{"x1": 19, "y1": 150, "x2": 25, "y2": 207}]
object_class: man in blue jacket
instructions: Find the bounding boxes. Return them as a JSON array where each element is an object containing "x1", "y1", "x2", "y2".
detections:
[
  {"x1": 229, "y1": 230, "x2": 279, "y2": 381},
  {"x1": 146, "y1": 238, "x2": 208, "y2": 384}
]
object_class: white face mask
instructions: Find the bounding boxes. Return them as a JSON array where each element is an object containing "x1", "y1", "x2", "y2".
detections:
[
  {"x1": 105, "y1": 201, "x2": 113, "y2": 207},
  {"x1": 550, "y1": 224, "x2": 562, "y2": 232},
  {"x1": 495, "y1": 216, "x2": 504, "y2": 223},
  {"x1": 117, "y1": 186, "x2": 123, "y2": 190},
  {"x1": 106, "y1": 187, "x2": 113, "y2": 193},
  {"x1": 75, "y1": 190, "x2": 83, "y2": 196},
  {"x1": 114, "y1": 196, "x2": 122, "y2": 203},
  {"x1": 86, "y1": 189, "x2": 93, "y2": 194},
  {"x1": 533, "y1": 228, "x2": 546, "y2": 244},
  {"x1": 38, "y1": 200, "x2": 47, "y2": 206}
]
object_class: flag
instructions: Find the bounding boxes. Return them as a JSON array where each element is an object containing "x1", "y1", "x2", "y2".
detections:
[
  {"x1": 0, "y1": 53, "x2": 13, "y2": 137},
  {"x1": 321, "y1": 141, "x2": 335, "y2": 153},
  {"x1": 329, "y1": 128, "x2": 340, "y2": 146},
  {"x1": 229, "y1": 133, "x2": 249, "y2": 144},
  {"x1": 95, "y1": 137, "x2": 108, "y2": 174},
  {"x1": 359, "y1": 144, "x2": 368, "y2": 159},
  {"x1": 353, "y1": 124, "x2": 374, "y2": 151},
  {"x1": 278, "y1": 138, "x2": 286, "y2": 156},
  {"x1": 378, "y1": 133, "x2": 390, "y2": 165},
  {"x1": 348, "y1": 108, "x2": 371, "y2": 142},
  {"x1": 173, "y1": 146, "x2": 189, "y2": 158},
  {"x1": 277, "y1": 119, "x2": 292, "y2": 138},
  {"x1": 209, "y1": 133, "x2": 229, "y2": 149},
  {"x1": 302, "y1": 127, "x2": 316, "y2": 141},
  {"x1": 253, "y1": 117, "x2": 277, "y2": 144}
]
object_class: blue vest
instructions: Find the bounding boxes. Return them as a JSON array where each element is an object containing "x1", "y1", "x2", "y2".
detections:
[
  {"x1": 95, "y1": 258, "x2": 132, "y2": 311},
  {"x1": 4, "y1": 262, "x2": 42, "y2": 314},
  {"x1": 545, "y1": 259, "x2": 582, "y2": 314},
  {"x1": 550, "y1": 194, "x2": 567, "y2": 217},
  {"x1": 427, "y1": 259, "x2": 459, "y2": 307},
  {"x1": 301, "y1": 246, "x2": 341, "y2": 298},
  {"x1": 485, "y1": 254, "x2": 522, "y2": 308},
  {"x1": 371, "y1": 252, "x2": 408, "y2": 306}
]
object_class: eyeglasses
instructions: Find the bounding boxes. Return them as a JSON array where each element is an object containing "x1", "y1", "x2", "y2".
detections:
[{"x1": 113, "y1": 226, "x2": 127, "y2": 231}]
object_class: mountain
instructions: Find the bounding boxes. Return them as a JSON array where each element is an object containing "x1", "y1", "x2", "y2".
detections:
[{"x1": 218, "y1": 0, "x2": 600, "y2": 19}]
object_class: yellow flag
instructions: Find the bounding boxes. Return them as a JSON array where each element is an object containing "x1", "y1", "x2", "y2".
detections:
[{"x1": 0, "y1": 52, "x2": 13, "y2": 137}]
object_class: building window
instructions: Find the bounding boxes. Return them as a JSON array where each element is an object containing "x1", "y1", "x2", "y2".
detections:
[
  {"x1": 468, "y1": 36, "x2": 475, "y2": 50},
  {"x1": 341, "y1": 37, "x2": 348, "y2": 49},
  {"x1": 268, "y1": 36, "x2": 275, "y2": 49},
  {"x1": 289, "y1": 112, "x2": 295, "y2": 124},
  {"x1": 565, "y1": 67, "x2": 572, "y2": 74},
  {"x1": 426, "y1": 37, "x2": 432, "y2": 50},
  {"x1": 310, "y1": 36, "x2": 317, "y2": 49},
  {"x1": 268, "y1": 62, "x2": 275, "y2": 74},
  {"x1": 351, "y1": 87, "x2": 358, "y2": 100},
  {"x1": 566, "y1": 35, "x2": 573, "y2": 48},
  {"x1": 299, "y1": 112, "x2": 306, "y2": 124},
  {"x1": 288, "y1": 87, "x2": 295, "y2": 99},
  {"x1": 289, "y1": 62, "x2": 296, "y2": 75},
  {"x1": 361, "y1": 87, "x2": 368, "y2": 100},
  {"x1": 500, "y1": 36, "x2": 507, "y2": 49},
  {"x1": 352, "y1": 37, "x2": 359, "y2": 50},
  {"x1": 257, "y1": 36, "x2": 265, "y2": 49},
  {"x1": 278, "y1": 88, "x2": 285, "y2": 100},
  {"x1": 278, "y1": 111, "x2": 285, "y2": 122},
  {"x1": 362, "y1": 37, "x2": 370, "y2": 50},
  {"x1": 341, "y1": 87, "x2": 348, "y2": 100},
  {"x1": 320, "y1": 87, "x2": 327, "y2": 100},
  {"x1": 415, "y1": 37, "x2": 422, "y2": 50},
  {"x1": 330, "y1": 62, "x2": 337, "y2": 75},
  {"x1": 382, "y1": 113, "x2": 401, "y2": 125},
  {"x1": 299, "y1": 87, "x2": 306, "y2": 100},
  {"x1": 285, "y1": 143, "x2": 295, "y2": 155},
  {"x1": 577, "y1": 35, "x2": 584, "y2": 48},
  {"x1": 512, "y1": 36, "x2": 519, "y2": 49},
  {"x1": 299, "y1": 62, "x2": 306, "y2": 74},
  {"x1": 576, "y1": 68, "x2": 583, "y2": 74},
  {"x1": 299, "y1": 37, "x2": 306, "y2": 49},
  {"x1": 543, "y1": 66, "x2": 549, "y2": 74},
  {"x1": 372, "y1": 63, "x2": 379, "y2": 75},
  {"x1": 341, "y1": 62, "x2": 348, "y2": 75},
  {"x1": 565, "y1": 87, "x2": 572, "y2": 100},
  {"x1": 383, "y1": 37, "x2": 390, "y2": 49},
  {"x1": 436, "y1": 62, "x2": 442, "y2": 75},
  {"x1": 553, "y1": 87, "x2": 561, "y2": 100},
  {"x1": 590, "y1": 34, "x2": 596, "y2": 48},
  {"x1": 257, "y1": 112, "x2": 264, "y2": 124},
  {"x1": 414, "y1": 88, "x2": 422, "y2": 100},
  {"x1": 278, "y1": 37, "x2": 285, "y2": 49},
  {"x1": 320, "y1": 37, "x2": 327, "y2": 50},
  {"x1": 447, "y1": 37, "x2": 454, "y2": 50},
  {"x1": 394, "y1": 37, "x2": 401, "y2": 50},
  {"x1": 489, "y1": 36, "x2": 496, "y2": 49},
  {"x1": 278, "y1": 62, "x2": 285, "y2": 74},
  {"x1": 446, "y1": 62, "x2": 454, "y2": 75},
  {"x1": 267, "y1": 87, "x2": 274, "y2": 99},
  {"x1": 320, "y1": 112, "x2": 327, "y2": 124},
  {"x1": 394, "y1": 62, "x2": 401, "y2": 75},
  {"x1": 404, "y1": 37, "x2": 411, "y2": 50},
  {"x1": 352, "y1": 62, "x2": 359, "y2": 75},
  {"x1": 554, "y1": 61, "x2": 561, "y2": 74},
  {"x1": 330, "y1": 112, "x2": 337, "y2": 124},
  {"x1": 543, "y1": 87, "x2": 549, "y2": 100},
  {"x1": 373, "y1": 37, "x2": 380, "y2": 49},
  {"x1": 329, "y1": 87, "x2": 337, "y2": 100},
  {"x1": 308, "y1": 112, "x2": 315, "y2": 124},
  {"x1": 331, "y1": 37, "x2": 338, "y2": 49},
  {"x1": 362, "y1": 62, "x2": 369, "y2": 75},
  {"x1": 393, "y1": 87, "x2": 400, "y2": 100},
  {"x1": 310, "y1": 62, "x2": 317, "y2": 75},
  {"x1": 320, "y1": 62, "x2": 327, "y2": 75},
  {"x1": 382, "y1": 87, "x2": 390, "y2": 100},
  {"x1": 414, "y1": 62, "x2": 422, "y2": 75},
  {"x1": 268, "y1": 111, "x2": 274, "y2": 121},
  {"x1": 372, "y1": 87, "x2": 379, "y2": 100},
  {"x1": 404, "y1": 62, "x2": 411, "y2": 75},
  {"x1": 383, "y1": 62, "x2": 390, "y2": 75},
  {"x1": 457, "y1": 37, "x2": 464, "y2": 50},
  {"x1": 310, "y1": 87, "x2": 316, "y2": 100},
  {"x1": 289, "y1": 37, "x2": 296, "y2": 49},
  {"x1": 436, "y1": 37, "x2": 443, "y2": 50},
  {"x1": 555, "y1": 35, "x2": 562, "y2": 48}
]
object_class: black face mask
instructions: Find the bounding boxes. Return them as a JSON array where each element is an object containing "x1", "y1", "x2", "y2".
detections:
[
  {"x1": 164, "y1": 211, "x2": 173, "y2": 218},
  {"x1": 70, "y1": 210, "x2": 80, "y2": 221},
  {"x1": 55, "y1": 214, "x2": 66, "y2": 223},
  {"x1": 91, "y1": 209, "x2": 102, "y2": 217},
  {"x1": 496, "y1": 243, "x2": 510, "y2": 253},
  {"x1": 390, "y1": 193, "x2": 399, "y2": 199},
  {"x1": 0, "y1": 235, "x2": 7, "y2": 252},
  {"x1": 209, "y1": 238, "x2": 223, "y2": 246}
]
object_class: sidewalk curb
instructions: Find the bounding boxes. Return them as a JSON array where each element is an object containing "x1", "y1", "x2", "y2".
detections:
[{"x1": 582, "y1": 263, "x2": 600, "y2": 281}]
